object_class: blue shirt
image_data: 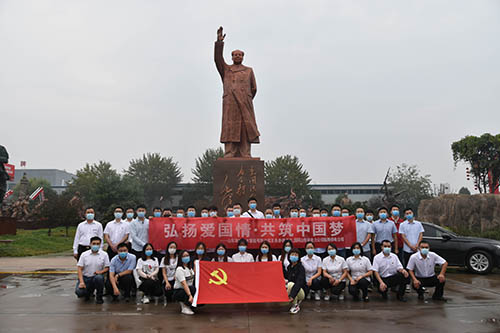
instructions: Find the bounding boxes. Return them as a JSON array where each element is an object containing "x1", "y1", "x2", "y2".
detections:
[
  {"x1": 356, "y1": 220, "x2": 374, "y2": 251},
  {"x1": 399, "y1": 220, "x2": 425, "y2": 253},
  {"x1": 129, "y1": 218, "x2": 149, "y2": 251},
  {"x1": 373, "y1": 219, "x2": 397, "y2": 243},
  {"x1": 110, "y1": 253, "x2": 137, "y2": 274}
]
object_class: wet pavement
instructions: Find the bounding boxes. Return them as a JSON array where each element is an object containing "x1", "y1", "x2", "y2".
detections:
[{"x1": 1, "y1": 270, "x2": 500, "y2": 332}]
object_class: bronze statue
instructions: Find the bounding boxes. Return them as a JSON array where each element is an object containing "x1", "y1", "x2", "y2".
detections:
[{"x1": 215, "y1": 26, "x2": 260, "y2": 158}]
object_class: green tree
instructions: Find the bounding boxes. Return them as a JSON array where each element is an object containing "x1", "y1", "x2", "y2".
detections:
[
  {"x1": 458, "y1": 187, "x2": 471, "y2": 195},
  {"x1": 125, "y1": 153, "x2": 182, "y2": 208},
  {"x1": 387, "y1": 164, "x2": 433, "y2": 210},
  {"x1": 452, "y1": 133, "x2": 500, "y2": 193},
  {"x1": 191, "y1": 147, "x2": 224, "y2": 198}
]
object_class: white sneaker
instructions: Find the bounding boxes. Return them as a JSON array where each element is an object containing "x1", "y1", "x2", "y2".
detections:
[
  {"x1": 339, "y1": 294, "x2": 344, "y2": 301},
  {"x1": 180, "y1": 302, "x2": 194, "y2": 315},
  {"x1": 142, "y1": 296, "x2": 150, "y2": 304},
  {"x1": 306, "y1": 292, "x2": 312, "y2": 300},
  {"x1": 324, "y1": 294, "x2": 330, "y2": 301},
  {"x1": 314, "y1": 292, "x2": 321, "y2": 301},
  {"x1": 289, "y1": 304, "x2": 300, "y2": 314}
]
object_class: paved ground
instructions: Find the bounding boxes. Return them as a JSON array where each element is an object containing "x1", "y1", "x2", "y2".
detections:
[{"x1": 1, "y1": 264, "x2": 500, "y2": 333}]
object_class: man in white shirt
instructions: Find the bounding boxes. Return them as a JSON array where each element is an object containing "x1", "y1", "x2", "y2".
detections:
[
  {"x1": 242, "y1": 197, "x2": 265, "y2": 219},
  {"x1": 372, "y1": 240, "x2": 410, "y2": 302},
  {"x1": 129, "y1": 205, "x2": 149, "y2": 257},
  {"x1": 272, "y1": 203, "x2": 282, "y2": 218},
  {"x1": 399, "y1": 208, "x2": 425, "y2": 266},
  {"x1": 73, "y1": 207, "x2": 103, "y2": 260},
  {"x1": 123, "y1": 207, "x2": 135, "y2": 251},
  {"x1": 75, "y1": 236, "x2": 110, "y2": 304},
  {"x1": 104, "y1": 206, "x2": 130, "y2": 260},
  {"x1": 407, "y1": 241, "x2": 448, "y2": 300}
]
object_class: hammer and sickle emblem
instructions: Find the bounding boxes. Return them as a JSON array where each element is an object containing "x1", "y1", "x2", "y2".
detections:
[{"x1": 208, "y1": 268, "x2": 228, "y2": 285}]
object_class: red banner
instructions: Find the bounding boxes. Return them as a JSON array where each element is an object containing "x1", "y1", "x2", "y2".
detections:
[
  {"x1": 149, "y1": 216, "x2": 356, "y2": 251},
  {"x1": 3, "y1": 164, "x2": 15, "y2": 181},
  {"x1": 193, "y1": 261, "x2": 289, "y2": 306}
]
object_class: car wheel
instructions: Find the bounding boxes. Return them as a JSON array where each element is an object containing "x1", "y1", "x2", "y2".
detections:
[{"x1": 466, "y1": 250, "x2": 493, "y2": 274}]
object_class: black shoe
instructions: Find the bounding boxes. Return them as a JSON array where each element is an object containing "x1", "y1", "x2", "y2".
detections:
[
  {"x1": 363, "y1": 296, "x2": 369, "y2": 302},
  {"x1": 353, "y1": 295, "x2": 360, "y2": 302},
  {"x1": 96, "y1": 296, "x2": 104, "y2": 304},
  {"x1": 432, "y1": 296, "x2": 447, "y2": 302},
  {"x1": 124, "y1": 297, "x2": 130, "y2": 303},
  {"x1": 84, "y1": 294, "x2": 90, "y2": 301},
  {"x1": 381, "y1": 292, "x2": 388, "y2": 300},
  {"x1": 418, "y1": 294, "x2": 424, "y2": 300},
  {"x1": 397, "y1": 295, "x2": 407, "y2": 302},
  {"x1": 112, "y1": 295, "x2": 118, "y2": 302}
]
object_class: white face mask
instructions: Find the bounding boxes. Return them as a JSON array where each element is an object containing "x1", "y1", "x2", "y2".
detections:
[{"x1": 168, "y1": 248, "x2": 177, "y2": 255}]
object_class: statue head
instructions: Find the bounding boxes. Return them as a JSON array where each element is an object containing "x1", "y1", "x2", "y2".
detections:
[{"x1": 231, "y1": 50, "x2": 244, "y2": 65}]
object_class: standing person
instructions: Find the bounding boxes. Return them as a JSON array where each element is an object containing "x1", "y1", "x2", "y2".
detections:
[
  {"x1": 107, "y1": 242, "x2": 136, "y2": 302},
  {"x1": 373, "y1": 207, "x2": 398, "y2": 254},
  {"x1": 341, "y1": 208, "x2": 350, "y2": 217},
  {"x1": 346, "y1": 242, "x2": 372, "y2": 302},
  {"x1": 129, "y1": 205, "x2": 149, "y2": 258},
  {"x1": 272, "y1": 203, "x2": 282, "y2": 218},
  {"x1": 226, "y1": 206, "x2": 234, "y2": 217},
  {"x1": 311, "y1": 207, "x2": 321, "y2": 217},
  {"x1": 152, "y1": 207, "x2": 162, "y2": 218},
  {"x1": 407, "y1": 241, "x2": 448, "y2": 301},
  {"x1": 264, "y1": 208, "x2": 274, "y2": 219},
  {"x1": 365, "y1": 210, "x2": 375, "y2": 223},
  {"x1": 389, "y1": 204, "x2": 405, "y2": 264},
  {"x1": 321, "y1": 243, "x2": 348, "y2": 301},
  {"x1": 301, "y1": 241, "x2": 322, "y2": 300},
  {"x1": 242, "y1": 197, "x2": 265, "y2": 218},
  {"x1": 232, "y1": 238, "x2": 254, "y2": 262},
  {"x1": 73, "y1": 207, "x2": 103, "y2": 260},
  {"x1": 311, "y1": 207, "x2": 326, "y2": 258},
  {"x1": 175, "y1": 207, "x2": 185, "y2": 218},
  {"x1": 232, "y1": 203, "x2": 242, "y2": 218},
  {"x1": 173, "y1": 250, "x2": 196, "y2": 315},
  {"x1": 75, "y1": 236, "x2": 109, "y2": 304},
  {"x1": 256, "y1": 241, "x2": 277, "y2": 261},
  {"x1": 136, "y1": 243, "x2": 162, "y2": 304},
  {"x1": 213, "y1": 243, "x2": 233, "y2": 262},
  {"x1": 278, "y1": 240, "x2": 293, "y2": 271},
  {"x1": 186, "y1": 206, "x2": 197, "y2": 218},
  {"x1": 354, "y1": 207, "x2": 374, "y2": 260},
  {"x1": 289, "y1": 207, "x2": 299, "y2": 218},
  {"x1": 332, "y1": 205, "x2": 348, "y2": 258},
  {"x1": 162, "y1": 208, "x2": 173, "y2": 217},
  {"x1": 160, "y1": 241, "x2": 178, "y2": 303},
  {"x1": 286, "y1": 248, "x2": 306, "y2": 314},
  {"x1": 200, "y1": 207, "x2": 209, "y2": 218},
  {"x1": 331, "y1": 204, "x2": 342, "y2": 217},
  {"x1": 399, "y1": 208, "x2": 425, "y2": 265},
  {"x1": 124, "y1": 207, "x2": 135, "y2": 251},
  {"x1": 372, "y1": 240, "x2": 410, "y2": 302},
  {"x1": 320, "y1": 208, "x2": 329, "y2": 217},
  {"x1": 103, "y1": 206, "x2": 129, "y2": 260},
  {"x1": 209, "y1": 206, "x2": 218, "y2": 217},
  {"x1": 299, "y1": 208, "x2": 307, "y2": 218}
]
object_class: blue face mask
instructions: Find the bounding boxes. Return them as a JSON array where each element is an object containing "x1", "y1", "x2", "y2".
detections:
[
  {"x1": 209, "y1": 212, "x2": 217, "y2": 217},
  {"x1": 114, "y1": 212, "x2": 123, "y2": 219},
  {"x1": 201, "y1": 212, "x2": 209, "y2": 218},
  {"x1": 341, "y1": 213, "x2": 349, "y2": 217},
  {"x1": 356, "y1": 212, "x2": 365, "y2": 219},
  {"x1": 176, "y1": 213, "x2": 184, "y2": 218},
  {"x1": 289, "y1": 255, "x2": 299, "y2": 263},
  {"x1": 290, "y1": 212, "x2": 298, "y2": 218},
  {"x1": 126, "y1": 212, "x2": 134, "y2": 219},
  {"x1": 227, "y1": 211, "x2": 234, "y2": 217},
  {"x1": 238, "y1": 245, "x2": 247, "y2": 253},
  {"x1": 118, "y1": 252, "x2": 127, "y2": 259},
  {"x1": 86, "y1": 213, "x2": 95, "y2": 220},
  {"x1": 420, "y1": 248, "x2": 429, "y2": 256},
  {"x1": 153, "y1": 212, "x2": 161, "y2": 218},
  {"x1": 328, "y1": 249, "x2": 336, "y2": 256},
  {"x1": 137, "y1": 211, "x2": 146, "y2": 218},
  {"x1": 249, "y1": 203, "x2": 257, "y2": 210},
  {"x1": 299, "y1": 212, "x2": 307, "y2": 218},
  {"x1": 306, "y1": 248, "x2": 315, "y2": 255},
  {"x1": 182, "y1": 256, "x2": 190, "y2": 264},
  {"x1": 379, "y1": 212, "x2": 388, "y2": 219},
  {"x1": 196, "y1": 249, "x2": 205, "y2": 255},
  {"x1": 332, "y1": 211, "x2": 341, "y2": 217},
  {"x1": 392, "y1": 210, "x2": 400, "y2": 217},
  {"x1": 273, "y1": 209, "x2": 280, "y2": 215},
  {"x1": 233, "y1": 209, "x2": 241, "y2": 215},
  {"x1": 406, "y1": 214, "x2": 414, "y2": 220},
  {"x1": 261, "y1": 248, "x2": 269, "y2": 254},
  {"x1": 321, "y1": 213, "x2": 328, "y2": 217},
  {"x1": 284, "y1": 246, "x2": 292, "y2": 253},
  {"x1": 187, "y1": 211, "x2": 196, "y2": 218},
  {"x1": 217, "y1": 249, "x2": 225, "y2": 256},
  {"x1": 265, "y1": 214, "x2": 273, "y2": 219},
  {"x1": 352, "y1": 249, "x2": 361, "y2": 256},
  {"x1": 366, "y1": 215, "x2": 374, "y2": 222},
  {"x1": 145, "y1": 250, "x2": 153, "y2": 257},
  {"x1": 91, "y1": 245, "x2": 100, "y2": 252},
  {"x1": 383, "y1": 247, "x2": 391, "y2": 254}
]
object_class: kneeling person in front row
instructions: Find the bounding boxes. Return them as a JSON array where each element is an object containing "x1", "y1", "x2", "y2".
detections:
[
  {"x1": 107, "y1": 242, "x2": 136, "y2": 302},
  {"x1": 407, "y1": 241, "x2": 448, "y2": 301},
  {"x1": 75, "y1": 236, "x2": 110, "y2": 304},
  {"x1": 372, "y1": 240, "x2": 410, "y2": 302},
  {"x1": 286, "y1": 248, "x2": 306, "y2": 314},
  {"x1": 173, "y1": 250, "x2": 196, "y2": 315}
]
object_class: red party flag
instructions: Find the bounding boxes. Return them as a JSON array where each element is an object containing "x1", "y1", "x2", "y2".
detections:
[{"x1": 193, "y1": 261, "x2": 288, "y2": 306}]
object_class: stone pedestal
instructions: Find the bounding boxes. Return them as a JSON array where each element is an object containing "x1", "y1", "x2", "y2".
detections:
[{"x1": 213, "y1": 158, "x2": 265, "y2": 215}]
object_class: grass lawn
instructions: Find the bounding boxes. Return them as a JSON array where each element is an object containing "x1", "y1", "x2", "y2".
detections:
[{"x1": 0, "y1": 227, "x2": 76, "y2": 257}]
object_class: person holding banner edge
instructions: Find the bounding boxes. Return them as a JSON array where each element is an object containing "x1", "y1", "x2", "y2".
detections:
[{"x1": 173, "y1": 250, "x2": 196, "y2": 315}]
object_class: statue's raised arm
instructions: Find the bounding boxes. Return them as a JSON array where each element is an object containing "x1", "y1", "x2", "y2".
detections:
[{"x1": 214, "y1": 26, "x2": 227, "y2": 80}]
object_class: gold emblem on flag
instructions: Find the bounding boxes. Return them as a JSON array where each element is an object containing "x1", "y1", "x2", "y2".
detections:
[{"x1": 209, "y1": 268, "x2": 228, "y2": 285}]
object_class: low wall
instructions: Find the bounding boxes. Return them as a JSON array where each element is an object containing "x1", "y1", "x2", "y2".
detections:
[{"x1": 0, "y1": 217, "x2": 17, "y2": 235}]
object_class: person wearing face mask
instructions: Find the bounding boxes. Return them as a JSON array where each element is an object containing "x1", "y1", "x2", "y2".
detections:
[
  {"x1": 75, "y1": 236, "x2": 109, "y2": 304},
  {"x1": 226, "y1": 206, "x2": 234, "y2": 217},
  {"x1": 242, "y1": 197, "x2": 265, "y2": 218},
  {"x1": 321, "y1": 243, "x2": 348, "y2": 301},
  {"x1": 264, "y1": 208, "x2": 274, "y2": 219},
  {"x1": 311, "y1": 207, "x2": 327, "y2": 258},
  {"x1": 173, "y1": 250, "x2": 196, "y2": 315},
  {"x1": 200, "y1": 207, "x2": 209, "y2": 218},
  {"x1": 365, "y1": 210, "x2": 375, "y2": 223},
  {"x1": 353, "y1": 207, "x2": 374, "y2": 260},
  {"x1": 286, "y1": 248, "x2": 306, "y2": 314},
  {"x1": 279, "y1": 240, "x2": 294, "y2": 271},
  {"x1": 301, "y1": 241, "x2": 322, "y2": 300},
  {"x1": 298, "y1": 208, "x2": 308, "y2": 218},
  {"x1": 341, "y1": 208, "x2": 350, "y2": 217},
  {"x1": 320, "y1": 208, "x2": 329, "y2": 217},
  {"x1": 272, "y1": 203, "x2": 282, "y2": 218},
  {"x1": 73, "y1": 207, "x2": 103, "y2": 261},
  {"x1": 106, "y1": 242, "x2": 136, "y2": 302},
  {"x1": 129, "y1": 205, "x2": 149, "y2": 258},
  {"x1": 399, "y1": 208, "x2": 425, "y2": 266},
  {"x1": 232, "y1": 203, "x2": 243, "y2": 218},
  {"x1": 346, "y1": 242, "x2": 372, "y2": 302},
  {"x1": 372, "y1": 240, "x2": 410, "y2": 302},
  {"x1": 193, "y1": 242, "x2": 210, "y2": 265},
  {"x1": 232, "y1": 238, "x2": 254, "y2": 262},
  {"x1": 256, "y1": 241, "x2": 278, "y2": 262},
  {"x1": 136, "y1": 243, "x2": 162, "y2": 304},
  {"x1": 331, "y1": 204, "x2": 342, "y2": 218},
  {"x1": 389, "y1": 204, "x2": 405, "y2": 264},
  {"x1": 160, "y1": 241, "x2": 178, "y2": 303},
  {"x1": 186, "y1": 206, "x2": 197, "y2": 218},
  {"x1": 213, "y1": 243, "x2": 233, "y2": 262},
  {"x1": 407, "y1": 241, "x2": 448, "y2": 301},
  {"x1": 373, "y1": 207, "x2": 398, "y2": 255},
  {"x1": 175, "y1": 207, "x2": 185, "y2": 218},
  {"x1": 104, "y1": 206, "x2": 130, "y2": 260},
  {"x1": 152, "y1": 207, "x2": 162, "y2": 219},
  {"x1": 209, "y1": 206, "x2": 218, "y2": 217},
  {"x1": 288, "y1": 207, "x2": 299, "y2": 218},
  {"x1": 162, "y1": 208, "x2": 173, "y2": 217},
  {"x1": 124, "y1": 207, "x2": 135, "y2": 251}
]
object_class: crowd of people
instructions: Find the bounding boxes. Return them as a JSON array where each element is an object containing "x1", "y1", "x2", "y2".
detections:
[{"x1": 73, "y1": 198, "x2": 448, "y2": 315}]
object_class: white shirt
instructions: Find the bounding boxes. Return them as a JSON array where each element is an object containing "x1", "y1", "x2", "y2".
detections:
[
  {"x1": 103, "y1": 220, "x2": 129, "y2": 245},
  {"x1": 399, "y1": 220, "x2": 425, "y2": 253},
  {"x1": 77, "y1": 249, "x2": 109, "y2": 277},
  {"x1": 212, "y1": 256, "x2": 234, "y2": 262},
  {"x1": 160, "y1": 256, "x2": 178, "y2": 281},
  {"x1": 174, "y1": 266, "x2": 195, "y2": 289},
  {"x1": 301, "y1": 254, "x2": 322, "y2": 280},
  {"x1": 242, "y1": 210, "x2": 265, "y2": 219},
  {"x1": 346, "y1": 256, "x2": 372, "y2": 281},
  {"x1": 73, "y1": 220, "x2": 104, "y2": 254},
  {"x1": 372, "y1": 252, "x2": 403, "y2": 278},
  {"x1": 136, "y1": 257, "x2": 159, "y2": 276},
  {"x1": 232, "y1": 252, "x2": 255, "y2": 262},
  {"x1": 406, "y1": 251, "x2": 446, "y2": 278},
  {"x1": 322, "y1": 255, "x2": 348, "y2": 281},
  {"x1": 257, "y1": 254, "x2": 278, "y2": 262},
  {"x1": 278, "y1": 254, "x2": 290, "y2": 270},
  {"x1": 129, "y1": 218, "x2": 149, "y2": 252}
]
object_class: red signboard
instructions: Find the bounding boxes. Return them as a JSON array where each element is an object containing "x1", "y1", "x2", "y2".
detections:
[
  {"x1": 149, "y1": 216, "x2": 356, "y2": 251},
  {"x1": 3, "y1": 164, "x2": 15, "y2": 181}
]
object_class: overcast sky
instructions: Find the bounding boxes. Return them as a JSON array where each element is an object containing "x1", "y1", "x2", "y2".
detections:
[{"x1": 1, "y1": 1, "x2": 499, "y2": 193}]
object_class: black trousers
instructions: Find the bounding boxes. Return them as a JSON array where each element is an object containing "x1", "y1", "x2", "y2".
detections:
[
  {"x1": 403, "y1": 251, "x2": 416, "y2": 267},
  {"x1": 77, "y1": 245, "x2": 91, "y2": 260},
  {"x1": 173, "y1": 285, "x2": 196, "y2": 305},
  {"x1": 106, "y1": 246, "x2": 117, "y2": 260},
  {"x1": 320, "y1": 278, "x2": 346, "y2": 296},
  {"x1": 305, "y1": 277, "x2": 322, "y2": 294},
  {"x1": 130, "y1": 249, "x2": 142, "y2": 258},
  {"x1": 163, "y1": 279, "x2": 175, "y2": 302},
  {"x1": 413, "y1": 275, "x2": 445, "y2": 298},
  {"x1": 105, "y1": 274, "x2": 134, "y2": 298},
  {"x1": 139, "y1": 278, "x2": 163, "y2": 297},
  {"x1": 348, "y1": 278, "x2": 371, "y2": 298},
  {"x1": 379, "y1": 272, "x2": 410, "y2": 297}
]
